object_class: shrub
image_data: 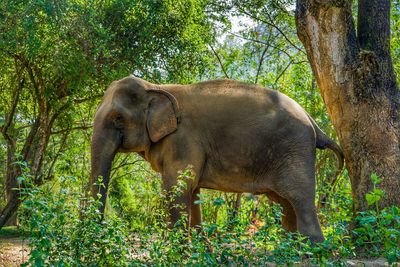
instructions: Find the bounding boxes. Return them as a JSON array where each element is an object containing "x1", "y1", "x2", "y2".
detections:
[
  {"x1": 15, "y1": 166, "x2": 400, "y2": 266},
  {"x1": 18, "y1": 175, "x2": 129, "y2": 266}
]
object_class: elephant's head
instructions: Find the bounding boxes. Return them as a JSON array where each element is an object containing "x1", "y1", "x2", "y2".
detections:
[{"x1": 90, "y1": 76, "x2": 180, "y2": 213}]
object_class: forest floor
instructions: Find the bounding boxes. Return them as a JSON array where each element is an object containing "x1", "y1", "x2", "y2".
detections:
[
  {"x1": 0, "y1": 230, "x2": 392, "y2": 266},
  {"x1": 0, "y1": 237, "x2": 28, "y2": 267}
]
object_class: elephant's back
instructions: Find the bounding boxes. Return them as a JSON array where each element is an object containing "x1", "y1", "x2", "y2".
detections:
[
  {"x1": 166, "y1": 79, "x2": 275, "y2": 114},
  {"x1": 162, "y1": 79, "x2": 316, "y2": 192},
  {"x1": 166, "y1": 80, "x2": 313, "y2": 159},
  {"x1": 165, "y1": 79, "x2": 311, "y2": 131}
]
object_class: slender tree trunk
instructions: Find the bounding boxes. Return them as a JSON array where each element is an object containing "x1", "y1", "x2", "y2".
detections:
[
  {"x1": 295, "y1": 0, "x2": 400, "y2": 211},
  {"x1": 1, "y1": 66, "x2": 23, "y2": 227},
  {"x1": 0, "y1": 117, "x2": 53, "y2": 228},
  {"x1": 1, "y1": 157, "x2": 22, "y2": 227},
  {"x1": 225, "y1": 193, "x2": 242, "y2": 223},
  {"x1": 0, "y1": 58, "x2": 55, "y2": 229},
  {"x1": 4, "y1": 137, "x2": 18, "y2": 226}
]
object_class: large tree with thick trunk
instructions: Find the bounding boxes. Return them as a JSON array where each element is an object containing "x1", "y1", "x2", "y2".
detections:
[{"x1": 295, "y1": 0, "x2": 400, "y2": 211}]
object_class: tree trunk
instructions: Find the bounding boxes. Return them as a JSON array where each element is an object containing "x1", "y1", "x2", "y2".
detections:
[
  {"x1": 4, "y1": 157, "x2": 18, "y2": 227},
  {"x1": 0, "y1": 58, "x2": 54, "y2": 229},
  {"x1": 225, "y1": 193, "x2": 242, "y2": 223},
  {"x1": 0, "y1": 117, "x2": 51, "y2": 228},
  {"x1": 295, "y1": 0, "x2": 400, "y2": 211},
  {"x1": 4, "y1": 138, "x2": 18, "y2": 226}
]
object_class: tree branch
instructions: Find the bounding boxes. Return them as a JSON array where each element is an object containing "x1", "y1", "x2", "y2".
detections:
[
  {"x1": 51, "y1": 125, "x2": 92, "y2": 135},
  {"x1": 228, "y1": 31, "x2": 299, "y2": 62},
  {"x1": 255, "y1": 28, "x2": 274, "y2": 84},
  {"x1": 111, "y1": 160, "x2": 144, "y2": 175},
  {"x1": 21, "y1": 119, "x2": 40, "y2": 161},
  {"x1": 209, "y1": 45, "x2": 230, "y2": 79},
  {"x1": 1, "y1": 85, "x2": 22, "y2": 145},
  {"x1": 274, "y1": 59, "x2": 308, "y2": 85},
  {"x1": 236, "y1": 6, "x2": 306, "y2": 55},
  {"x1": 14, "y1": 55, "x2": 44, "y2": 112},
  {"x1": 1, "y1": 59, "x2": 25, "y2": 145},
  {"x1": 45, "y1": 132, "x2": 69, "y2": 181}
]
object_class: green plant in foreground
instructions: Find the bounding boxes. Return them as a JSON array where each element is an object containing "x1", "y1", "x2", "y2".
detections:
[
  {"x1": 16, "y1": 167, "x2": 400, "y2": 266},
  {"x1": 129, "y1": 172, "x2": 399, "y2": 266},
  {"x1": 18, "y1": 176, "x2": 129, "y2": 266},
  {"x1": 352, "y1": 174, "x2": 400, "y2": 264}
]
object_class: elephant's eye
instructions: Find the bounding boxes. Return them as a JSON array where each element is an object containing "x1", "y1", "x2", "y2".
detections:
[{"x1": 113, "y1": 115, "x2": 124, "y2": 129}]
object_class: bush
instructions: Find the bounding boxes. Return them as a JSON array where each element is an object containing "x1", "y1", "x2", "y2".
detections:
[
  {"x1": 16, "y1": 167, "x2": 400, "y2": 266},
  {"x1": 18, "y1": 175, "x2": 129, "y2": 266},
  {"x1": 352, "y1": 174, "x2": 400, "y2": 263},
  {"x1": 128, "y1": 171, "x2": 399, "y2": 266}
]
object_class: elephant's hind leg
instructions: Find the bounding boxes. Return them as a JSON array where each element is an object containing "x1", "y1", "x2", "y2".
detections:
[
  {"x1": 280, "y1": 190, "x2": 324, "y2": 243},
  {"x1": 265, "y1": 191, "x2": 297, "y2": 232},
  {"x1": 271, "y1": 166, "x2": 324, "y2": 242},
  {"x1": 290, "y1": 197, "x2": 323, "y2": 243}
]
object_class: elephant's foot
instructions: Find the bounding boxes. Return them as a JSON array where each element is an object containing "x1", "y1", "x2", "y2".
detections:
[{"x1": 291, "y1": 200, "x2": 324, "y2": 243}]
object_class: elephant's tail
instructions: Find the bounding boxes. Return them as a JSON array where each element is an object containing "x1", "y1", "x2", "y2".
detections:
[{"x1": 307, "y1": 114, "x2": 344, "y2": 185}]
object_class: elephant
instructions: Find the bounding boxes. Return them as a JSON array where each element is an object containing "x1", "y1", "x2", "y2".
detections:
[{"x1": 90, "y1": 75, "x2": 344, "y2": 243}]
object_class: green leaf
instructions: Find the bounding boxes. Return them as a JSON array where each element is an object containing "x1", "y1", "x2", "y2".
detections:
[
  {"x1": 366, "y1": 188, "x2": 385, "y2": 206},
  {"x1": 370, "y1": 173, "x2": 382, "y2": 185},
  {"x1": 213, "y1": 197, "x2": 225, "y2": 206},
  {"x1": 194, "y1": 199, "x2": 203, "y2": 205}
]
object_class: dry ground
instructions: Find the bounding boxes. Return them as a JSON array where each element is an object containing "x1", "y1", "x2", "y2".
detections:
[
  {"x1": 0, "y1": 237, "x2": 28, "y2": 267},
  {"x1": 0, "y1": 236, "x2": 394, "y2": 266}
]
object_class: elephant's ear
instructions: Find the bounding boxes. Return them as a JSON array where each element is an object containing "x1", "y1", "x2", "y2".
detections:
[{"x1": 146, "y1": 90, "x2": 180, "y2": 142}]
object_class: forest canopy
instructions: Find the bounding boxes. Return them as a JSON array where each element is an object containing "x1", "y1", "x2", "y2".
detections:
[{"x1": 0, "y1": 0, "x2": 399, "y2": 265}]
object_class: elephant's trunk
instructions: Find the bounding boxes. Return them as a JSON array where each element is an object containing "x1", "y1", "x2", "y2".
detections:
[{"x1": 90, "y1": 127, "x2": 120, "y2": 214}]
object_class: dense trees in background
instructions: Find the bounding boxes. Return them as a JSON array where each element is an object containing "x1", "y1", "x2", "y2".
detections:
[
  {"x1": 0, "y1": 0, "x2": 214, "y2": 227},
  {"x1": 0, "y1": 0, "x2": 399, "y2": 232}
]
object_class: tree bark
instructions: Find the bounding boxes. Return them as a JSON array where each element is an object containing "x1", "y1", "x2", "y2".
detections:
[
  {"x1": 295, "y1": 0, "x2": 400, "y2": 211},
  {"x1": 4, "y1": 136, "x2": 18, "y2": 226},
  {"x1": 225, "y1": 193, "x2": 242, "y2": 223}
]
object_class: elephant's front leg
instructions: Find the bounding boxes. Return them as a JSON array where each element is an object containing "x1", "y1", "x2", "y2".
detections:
[
  {"x1": 166, "y1": 188, "x2": 191, "y2": 227},
  {"x1": 190, "y1": 187, "x2": 202, "y2": 228},
  {"x1": 162, "y1": 169, "x2": 201, "y2": 228},
  {"x1": 159, "y1": 141, "x2": 205, "y2": 228}
]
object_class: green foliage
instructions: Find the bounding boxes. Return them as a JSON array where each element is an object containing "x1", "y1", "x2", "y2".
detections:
[
  {"x1": 352, "y1": 175, "x2": 400, "y2": 263},
  {"x1": 108, "y1": 154, "x2": 165, "y2": 231},
  {"x1": 122, "y1": 169, "x2": 398, "y2": 265},
  {"x1": 1, "y1": 0, "x2": 400, "y2": 265},
  {"x1": 126, "y1": 173, "x2": 399, "y2": 265},
  {"x1": 18, "y1": 165, "x2": 399, "y2": 265},
  {"x1": 129, "y1": 194, "x2": 399, "y2": 266},
  {"x1": 18, "y1": 175, "x2": 129, "y2": 266},
  {"x1": 0, "y1": 226, "x2": 25, "y2": 238},
  {"x1": 353, "y1": 207, "x2": 400, "y2": 263},
  {"x1": 365, "y1": 173, "x2": 384, "y2": 207}
]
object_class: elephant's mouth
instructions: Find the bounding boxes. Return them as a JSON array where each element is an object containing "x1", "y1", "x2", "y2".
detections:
[
  {"x1": 117, "y1": 131, "x2": 128, "y2": 152},
  {"x1": 117, "y1": 135, "x2": 142, "y2": 154}
]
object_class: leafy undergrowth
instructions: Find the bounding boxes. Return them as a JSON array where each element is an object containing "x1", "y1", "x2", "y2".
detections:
[
  {"x1": 128, "y1": 207, "x2": 399, "y2": 266},
  {"x1": 0, "y1": 226, "x2": 26, "y2": 238},
  {"x1": 14, "y1": 171, "x2": 400, "y2": 266}
]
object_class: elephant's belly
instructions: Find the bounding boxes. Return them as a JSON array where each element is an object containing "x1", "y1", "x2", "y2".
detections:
[
  {"x1": 198, "y1": 166, "x2": 273, "y2": 194},
  {"x1": 197, "y1": 147, "x2": 279, "y2": 193}
]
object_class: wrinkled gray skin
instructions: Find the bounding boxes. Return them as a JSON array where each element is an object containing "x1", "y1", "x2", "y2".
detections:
[{"x1": 91, "y1": 76, "x2": 344, "y2": 243}]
